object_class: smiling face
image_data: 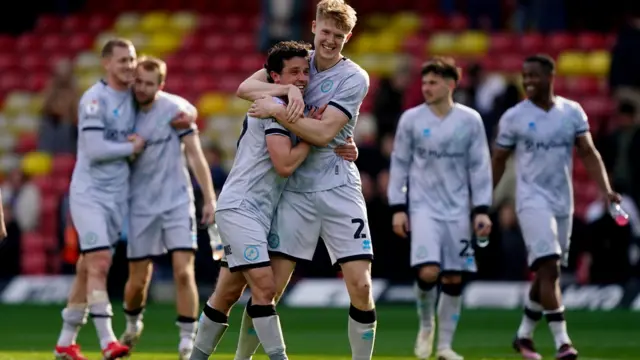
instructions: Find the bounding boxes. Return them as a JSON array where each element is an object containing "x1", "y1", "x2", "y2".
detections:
[
  {"x1": 269, "y1": 56, "x2": 310, "y2": 91},
  {"x1": 312, "y1": 18, "x2": 352, "y2": 63},
  {"x1": 103, "y1": 44, "x2": 136, "y2": 87},
  {"x1": 522, "y1": 60, "x2": 552, "y2": 101}
]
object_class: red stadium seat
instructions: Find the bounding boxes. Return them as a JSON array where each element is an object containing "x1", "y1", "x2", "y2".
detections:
[
  {"x1": 53, "y1": 177, "x2": 71, "y2": 195},
  {"x1": 22, "y1": 53, "x2": 49, "y2": 72},
  {"x1": 180, "y1": 34, "x2": 204, "y2": 52},
  {"x1": 183, "y1": 55, "x2": 208, "y2": 73},
  {"x1": 495, "y1": 54, "x2": 522, "y2": 73},
  {"x1": 0, "y1": 73, "x2": 25, "y2": 92},
  {"x1": 229, "y1": 34, "x2": 256, "y2": 54},
  {"x1": 576, "y1": 32, "x2": 606, "y2": 51},
  {"x1": 605, "y1": 33, "x2": 617, "y2": 49},
  {"x1": 32, "y1": 176, "x2": 56, "y2": 196},
  {"x1": 0, "y1": 35, "x2": 15, "y2": 52},
  {"x1": 217, "y1": 75, "x2": 243, "y2": 94},
  {"x1": 519, "y1": 33, "x2": 544, "y2": 54},
  {"x1": 197, "y1": 14, "x2": 225, "y2": 32},
  {"x1": 421, "y1": 14, "x2": 447, "y2": 32},
  {"x1": 489, "y1": 33, "x2": 516, "y2": 54},
  {"x1": 14, "y1": 132, "x2": 38, "y2": 153},
  {"x1": 547, "y1": 33, "x2": 575, "y2": 54},
  {"x1": 554, "y1": 77, "x2": 568, "y2": 95},
  {"x1": 26, "y1": 72, "x2": 49, "y2": 92},
  {"x1": 164, "y1": 73, "x2": 187, "y2": 94},
  {"x1": 402, "y1": 35, "x2": 426, "y2": 57},
  {"x1": 67, "y1": 34, "x2": 94, "y2": 53},
  {"x1": 581, "y1": 96, "x2": 613, "y2": 118},
  {"x1": 0, "y1": 54, "x2": 18, "y2": 71},
  {"x1": 449, "y1": 13, "x2": 469, "y2": 31},
  {"x1": 565, "y1": 77, "x2": 599, "y2": 96},
  {"x1": 202, "y1": 34, "x2": 228, "y2": 53},
  {"x1": 52, "y1": 154, "x2": 76, "y2": 177},
  {"x1": 16, "y1": 34, "x2": 41, "y2": 53},
  {"x1": 42, "y1": 34, "x2": 67, "y2": 53},
  {"x1": 21, "y1": 232, "x2": 46, "y2": 252},
  {"x1": 164, "y1": 55, "x2": 184, "y2": 74},
  {"x1": 21, "y1": 250, "x2": 47, "y2": 275},
  {"x1": 87, "y1": 14, "x2": 113, "y2": 32},
  {"x1": 191, "y1": 75, "x2": 216, "y2": 93},
  {"x1": 237, "y1": 54, "x2": 264, "y2": 73},
  {"x1": 223, "y1": 15, "x2": 246, "y2": 33},
  {"x1": 35, "y1": 15, "x2": 63, "y2": 34},
  {"x1": 209, "y1": 54, "x2": 237, "y2": 73}
]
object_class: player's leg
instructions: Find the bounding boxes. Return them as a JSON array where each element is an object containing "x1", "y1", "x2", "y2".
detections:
[
  {"x1": 409, "y1": 214, "x2": 444, "y2": 360},
  {"x1": 192, "y1": 264, "x2": 247, "y2": 360},
  {"x1": 120, "y1": 214, "x2": 164, "y2": 350},
  {"x1": 234, "y1": 192, "x2": 318, "y2": 360},
  {"x1": 320, "y1": 185, "x2": 376, "y2": 360},
  {"x1": 434, "y1": 218, "x2": 475, "y2": 360},
  {"x1": 55, "y1": 255, "x2": 90, "y2": 360},
  {"x1": 235, "y1": 256, "x2": 298, "y2": 360},
  {"x1": 513, "y1": 209, "x2": 563, "y2": 360},
  {"x1": 540, "y1": 215, "x2": 577, "y2": 359},
  {"x1": 163, "y1": 205, "x2": 200, "y2": 358}
]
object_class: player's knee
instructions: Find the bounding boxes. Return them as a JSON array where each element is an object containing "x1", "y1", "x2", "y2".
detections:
[
  {"x1": 535, "y1": 257, "x2": 560, "y2": 281},
  {"x1": 344, "y1": 274, "x2": 372, "y2": 304},
  {"x1": 173, "y1": 265, "x2": 195, "y2": 287},
  {"x1": 440, "y1": 282, "x2": 464, "y2": 297},
  {"x1": 417, "y1": 265, "x2": 440, "y2": 284},
  {"x1": 246, "y1": 269, "x2": 276, "y2": 305},
  {"x1": 85, "y1": 252, "x2": 111, "y2": 277},
  {"x1": 440, "y1": 273, "x2": 462, "y2": 285}
]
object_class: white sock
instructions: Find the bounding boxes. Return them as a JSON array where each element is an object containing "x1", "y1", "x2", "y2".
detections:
[
  {"x1": 176, "y1": 317, "x2": 197, "y2": 350},
  {"x1": 415, "y1": 281, "x2": 437, "y2": 331},
  {"x1": 124, "y1": 307, "x2": 144, "y2": 334},
  {"x1": 517, "y1": 299, "x2": 543, "y2": 339},
  {"x1": 89, "y1": 301, "x2": 117, "y2": 349},
  {"x1": 545, "y1": 308, "x2": 571, "y2": 349},
  {"x1": 56, "y1": 304, "x2": 88, "y2": 347},
  {"x1": 437, "y1": 293, "x2": 462, "y2": 351}
]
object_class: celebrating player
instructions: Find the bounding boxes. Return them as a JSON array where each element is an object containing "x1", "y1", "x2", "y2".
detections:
[
  {"x1": 190, "y1": 40, "x2": 320, "y2": 360},
  {"x1": 235, "y1": 1, "x2": 376, "y2": 359},
  {"x1": 387, "y1": 57, "x2": 493, "y2": 360},
  {"x1": 492, "y1": 54, "x2": 621, "y2": 360},
  {"x1": 54, "y1": 38, "x2": 143, "y2": 360},
  {"x1": 118, "y1": 56, "x2": 216, "y2": 360}
]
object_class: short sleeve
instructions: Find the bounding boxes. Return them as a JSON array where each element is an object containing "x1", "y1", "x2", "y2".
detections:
[
  {"x1": 328, "y1": 72, "x2": 369, "y2": 120},
  {"x1": 495, "y1": 109, "x2": 517, "y2": 149},
  {"x1": 167, "y1": 94, "x2": 198, "y2": 138},
  {"x1": 265, "y1": 119, "x2": 290, "y2": 137},
  {"x1": 573, "y1": 103, "x2": 590, "y2": 137},
  {"x1": 78, "y1": 96, "x2": 104, "y2": 131}
]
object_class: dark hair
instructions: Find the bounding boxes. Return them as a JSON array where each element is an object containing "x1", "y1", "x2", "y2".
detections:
[
  {"x1": 101, "y1": 38, "x2": 134, "y2": 58},
  {"x1": 420, "y1": 57, "x2": 462, "y2": 83},
  {"x1": 618, "y1": 101, "x2": 636, "y2": 116},
  {"x1": 524, "y1": 54, "x2": 556, "y2": 74},
  {"x1": 264, "y1": 41, "x2": 312, "y2": 83}
]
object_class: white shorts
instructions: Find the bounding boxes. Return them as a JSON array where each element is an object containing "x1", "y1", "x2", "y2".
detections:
[
  {"x1": 409, "y1": 209, "x2": 476, "y2": 273},
  {"x1": 216, "y1": 209, "x2": 271, "y2": 272},
  {"x1": 70, "y1": 195, "x2": 126, "y2": 253},
  {"x1": 269, "y1": 184, "x2": 373, "y2": 265},
  {"x1": 127, "y1": 203, "x2": 197, "y2": 260},
  {"x1": 517, "y1": 208, "x2": 572, "y2": 269}
]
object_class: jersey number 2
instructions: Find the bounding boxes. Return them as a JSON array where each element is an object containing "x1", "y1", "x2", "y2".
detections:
[
  {"x1": 351, "y1": 218, "x2": 367, "y2": 239},
  {"x1": 459, "y1": 239, "x2": 472, "y2": 257}
]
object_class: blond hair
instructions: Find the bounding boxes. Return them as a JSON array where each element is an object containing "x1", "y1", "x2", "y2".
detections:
[
  {"x1": 137, "y1": 55, "x2": 167, "y2": 84},
  {"x1": 316, "y1": 0, "x2": 357, "y2": 32}
]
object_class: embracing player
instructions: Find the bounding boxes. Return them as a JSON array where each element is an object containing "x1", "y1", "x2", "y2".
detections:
[
  {"x1": 54, "y1": 38, "x2": 143, "y2": 360},
  {"x1": 388, "y1": 58, "x2": 493, "y2": 360},
  {"x1": 117, "y1": 56, "x2": 216, "y2": 360},
  {"x1": 492, "y1": 55, "x2": 621, "y2": 360},
  {"x1": 233, "y1": 1, "x2": 376, "y2": 358}
]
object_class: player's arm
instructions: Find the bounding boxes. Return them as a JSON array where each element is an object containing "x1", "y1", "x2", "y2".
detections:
[
  {"x1": 0, "y1": 190, "x2": 6, "y2": 239},
  {"x1": 387, "y1": 112, "x2": 413, "y2": 213},
  {"x1": 575, "y1": 132, "x2": 615, "y2": 196},
  {"x1": 237, "y1": 69, "x2": 295, "y2": 101},
  {"x1": 170, "y1": 95, "x2": 198, "y2": 129},
  {"x1": 79, "y1": 98, "x2": 136, "y2": 162},
  {"x1": 180, "y1": 124, "x2": 215, "y2": 204},
  {"x1": 468, "y1": 116, "x2": 493, "y2": 215},
  {"x1": 263, "y1": 73, "x2": 369, "y2": 147},
  {"x1": 265, "y1": 121, "x2": 311, "y2": 177},
  {"x1": 491, "y1": 111, "x2": 516, "y2": 188}
]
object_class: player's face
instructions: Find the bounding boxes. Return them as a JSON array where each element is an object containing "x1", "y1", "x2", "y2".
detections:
[
  {"x1": 271, "y1": 57, "x2": 310, "y2": 91},
  {"x1": 134, "y1": 68, "x2": 163, "y2": 105},
  {"x1": 421, "y1": 73, "x2": 452, "y2": 105},
  {"x1": 312, "y1": 18, "x2": 352, "y2": 61},
  {"x1": 522, "y1": 61, "x2": 551, "y2": 99},
  {"x1": 104, "y1": 45, "x2": 137, "y2": 85}
]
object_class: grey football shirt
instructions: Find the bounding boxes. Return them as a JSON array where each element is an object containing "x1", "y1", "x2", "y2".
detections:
[
  {"x1": 70, "y1": 80, "x2": 136, "y2": 203},
  {"x1": 129, "y1": 91, "x2": 197, "y2": 215},
  {"x1": 495, "y1": 97, "x2": 590, "y2": 216},
  {"x1": 388, "y1": 103, "x2": 493, "y2": 220},
  {"x1": 284, "y1": 51, "x2": 370, "y2": 192},
  {"x1": 216, "y1": 97, "x2": 295, "y2": 229}
]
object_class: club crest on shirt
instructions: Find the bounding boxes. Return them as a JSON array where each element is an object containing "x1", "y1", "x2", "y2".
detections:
[{"x1": 320, "y1": 79, "x2": 333, "y2": 93}]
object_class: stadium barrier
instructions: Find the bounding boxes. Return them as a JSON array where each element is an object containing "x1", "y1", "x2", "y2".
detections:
[{"x1": 2, "y1": 276, "x2": 639, "y2": 311}]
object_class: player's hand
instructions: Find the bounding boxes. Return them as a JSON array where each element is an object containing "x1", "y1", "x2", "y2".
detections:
[
  {"x1": 335, "y1": 137, "x2": 358, "y2": 162},
  {"x1": 248, "y1": 96, "x2": 279, "y2": 119},
  {"x1": 286, "y1": 85, "x2": 304, "y2": 123},
  {"x1": 0, "y1": 221, "x2": 7, "y2": 240},
  {"x1": 201, "y1": 201, "x2": 216, "y2": 226},
  {"x1": 473, "y1": 214, "x2": 492, "y2": 237},
  {"x1": 308, "y1": 104, "x2": 327, "y2": 120},
  {"x1": 170, "y1": 112, "x2": 194, "y2": 129},
  {"x1": 606, "y1": 191, "x2": 622, "y2": 205},
  {"x1": 128, "y1": 134, "x2": 146, "y2": 154},
  {"x1": 392, "y1": 212, "x2": 410, "y2": 238}
]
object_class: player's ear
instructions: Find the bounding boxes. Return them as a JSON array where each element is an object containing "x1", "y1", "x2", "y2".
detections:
[
  {"x1": 311, "y1": 20, "x2": 316, "y2": 34},
  {"x1": 345, "y1": 32, "x2": 353, "y2": 43},
  {"x1": 101, "y1": 57, "x2": 110, "y2": 71},
  {"x1": 159, "y1": 81, "x2": 165, "y2": 91}
]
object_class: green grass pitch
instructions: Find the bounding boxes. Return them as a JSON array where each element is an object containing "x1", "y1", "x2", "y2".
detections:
[{"x1": 0, "y1": 304, "x2": 637, "y2": 359}]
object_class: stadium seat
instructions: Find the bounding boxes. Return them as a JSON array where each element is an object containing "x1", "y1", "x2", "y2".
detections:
[
  {"x1": 364, "y1": 13, "x2": 389, "y2": 30},
  {"x1": 217, "y1": 75, "x2": 244, "y2": 94},
  {"x1": 421, "y1": 14, "x2": 447, "y2": 32},
  {"x1": 32, "y1": 175, "x2": 55, "y2": 196},
  {"x1": 21, "y1": 53, "x2": 48, "y2": 72},
  {"x1": 67, "y1": 34, "x2": 94, "y2": 53},
  {"x1": 0, "y1": 54, "x2": 18, "y2": 72},
  {"x1": 237, "y1": 54, "x2": 264, "y2": 74},
  {"x1": 489, "y1": 33, "x2": 516, "y2": 54},
  {"x1": 585, "y1": 51, "x2": 610, "y2": 77},
  {"x1": 565, "y1": 76, "x2": 599, "y2": 96},
  {"x1": 139, "y1": 11, "x2": 169, "y2": 33},
  {"x1": 22, "y1": 151, "x2": 53, "y2": 176},
  {"x1": 14, "y1": 133, "x2": 39, "y2": 154},
  {"x1": 197, "y1": 93, "x2": 228, "y2": 116},
  {"x1": 21, "y1": 232, "x2": 46, "y2": 252},
  {"x1": 557, "y1": 52, "x2": 587, "y2": 76},
  {"x1": 26, "y1": 73, "x2": 48, "y2": 93},
  {"x1": 519, "y1": 33, "x2": 544, "y2": 54},
  {"x1": 455, "y1": 31, "x2": 489, "y2": 55},
  {"x1": 16, "y1": 34, "x2": 41, "y2": 53},
  {"x1": 146, "y1": 32, "x2": 181, "y2": 57},
  {"x1": 164, "y1": 73, "x2": 187, "y2": 94},
  {"x1": 390, "y1": 12, "x2": 421, "y2": 35},
  {"x1": 2, "y1": 92, "x2": 32, "y2": 117},
  {"x1": 52, "y1": 154, "x2": 76, "y2": 178},
  {"x1": 74, "y1": 52, "x2": 102, "y2": 73},
  {"x1": 35, "y1": 15, "x2": 63, "y2": 34},
  {"x1": 182, "y1": 54, "x2": 208, "y2": 73},
  {"x1": 42, "y1": 34, "x2": 67, "y2": 53},
  {"x1": 202, "y1": 34, "x2": 228, "y2": 53},
  {"x1": 229, "y1": 34, "x2": 257, "y2": 54},
  {"x1": 449, "y1": 14, "x2": 469, "y2": 31},
  {"x1": 223, "y1": 15, "x2": 246, "y2": 33},
  {"x1": 196, "y1": 14, "x2": 225, "y2": 32},
  {"x1": 53, "y1": 177, "x2": 71, "y2": 195},
  {"x1": 168, "y1": 11, "x2": 198, "y2": 33},
  {"x1": 581, "y1": 95, "x2": 612, "y2": 118},
  {"x1": 21, "y1": 249, "x2": 47, "y2": 275},
  {"x1": 547, "y1": 33, "x2": 575, "y2": 54},
  {"x1": 428, "y1": 32, "x2": 457, "y2": 55},
  {"x1": 353, "y1": 33, "x2": 377, "y2": 56},
  {"x1": 576, "y1": 32, "x2": 606, "y2": 51},
  {"x1": 402, "y1": 35, "x2": 426, "y2": 57},
  {"x1": 114, "y1": 12, "x2": 141, "y2": 34}
]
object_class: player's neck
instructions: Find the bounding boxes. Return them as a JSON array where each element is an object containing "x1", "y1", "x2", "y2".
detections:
[
  {"x1": 428, "y1": 98, "x2": 455, "y2": 119},
  {"x1": 530, "y1": 92, "x2": 555, "y2": 111},
  {"x1": 314, "y1": 54, "x2": 342, "y2": 72}
]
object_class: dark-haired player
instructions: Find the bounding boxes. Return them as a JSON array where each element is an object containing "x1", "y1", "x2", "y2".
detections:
[
  {"x1": 388, "y1": 57, "x2": 493, "y2": 360},
  {"x1": 492, "y1": 54, "x2": 621, "y2": 360}
]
